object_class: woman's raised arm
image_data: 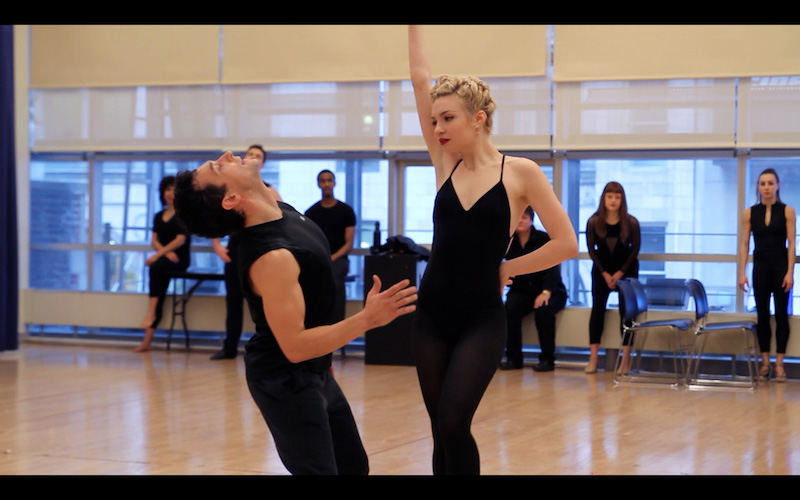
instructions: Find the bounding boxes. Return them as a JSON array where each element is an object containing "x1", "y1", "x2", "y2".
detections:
[{"x1": 408, "y1": 25, "x2": 453, "y2": 182}]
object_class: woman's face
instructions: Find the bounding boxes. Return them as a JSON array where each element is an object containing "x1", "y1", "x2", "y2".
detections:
[
  {"x1": 516, "y1": 212, "x2": 533, "y2": 234},
  {"x1": 604, "y1": 191, "x2": 623, "y2": 213},
  {"x1": 758, "y1": 173, "x2": 779, "y2": 201},
  {"x1": 163, "y1": 184, "x2": 175, "y2": 207},
  {"x1": 431, "y1": 94, "x2": 478, "y2": 152}
]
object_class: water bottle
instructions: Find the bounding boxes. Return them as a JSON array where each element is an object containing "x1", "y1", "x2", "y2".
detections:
[{"x1": 371, "y1": 222, "x2": 381, "y2": 253}]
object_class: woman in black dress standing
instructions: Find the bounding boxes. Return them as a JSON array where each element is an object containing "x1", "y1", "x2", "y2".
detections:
[
  {"x1": 585, "y1": 181, "x2": 640, "y2": 374},
  {"x1": 739, "y1": 168, "x2": 796, "y2": 382}
]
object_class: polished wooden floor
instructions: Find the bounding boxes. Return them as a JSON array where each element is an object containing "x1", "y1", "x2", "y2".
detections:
[{"x1": 1, "y1": 342, "x2": 798, "y2": 475}]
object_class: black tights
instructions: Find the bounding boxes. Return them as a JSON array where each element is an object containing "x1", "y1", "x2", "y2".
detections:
[
  {"x1": 753, "y1": 261, "x2": 791, "y2": 354},
  {"x1": 411, "y1": 302, "x2": 506, "y2": 475},
  {"x1": 148, "y1": 256, "x2": 188, "y2": 329},
  {"x1": 589, "y1": 267, "x2": 635, "y2": 346}
]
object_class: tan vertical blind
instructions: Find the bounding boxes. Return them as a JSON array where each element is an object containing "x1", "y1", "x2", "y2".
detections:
[
  {"x1": 30, "y1": 25, "x2": 220, "y2": 88},
  {"x1": 222, "y1": 25, "x2": 548, "y2": 84},
  {"x1": 554, "y1": 25, "x2": 800, "y2": 82}
]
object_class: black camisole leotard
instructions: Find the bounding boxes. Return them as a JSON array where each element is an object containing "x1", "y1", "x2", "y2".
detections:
[{"x1": 417, "y1": 155, "x2": 511, "y2": 314}]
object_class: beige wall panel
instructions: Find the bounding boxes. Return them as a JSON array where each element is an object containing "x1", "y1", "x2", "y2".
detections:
[
  {"x1": 425, "y1": 25, "x2": 547, "y2": 79},
  {"x1": 222, "y1": 25, "x2": 547, "y2": 84},
  {"x1": 31, "y1": 25, "x2": 220, "y2": 88},
  {"x1": 21, "y1": 290, "x2": 800, "y2": 356},
  {"x1": 555, "y1": 25, "x2": 800, "y2": 82}
]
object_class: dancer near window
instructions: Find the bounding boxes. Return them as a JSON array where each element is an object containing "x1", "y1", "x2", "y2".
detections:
[
  {"x1": 408, "y1": 25, "x2": 577, "y2": 475},
  {"x1": 739, "y1": 168, "x2": 796, "y2": 382},
  {"x1": 585, "y1": 181, "x2": 640, "y2": 374},
  {"x1": 134, "y1": 176, "x2": 191, "y2": 352}
]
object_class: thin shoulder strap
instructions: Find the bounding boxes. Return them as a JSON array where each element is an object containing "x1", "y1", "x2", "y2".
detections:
[
  {"x1": 447, "y1": 159, "x2": 463, "y2": 179},
  {"x1": 500, "y1": 155, "x2": 506, "y2": 181}
]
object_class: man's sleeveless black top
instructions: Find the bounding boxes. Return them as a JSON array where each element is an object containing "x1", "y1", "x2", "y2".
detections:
[
  {"x1": 418, "y1": 156, "x2": 511, "y2": 309},
  {"x1": 237, "y1": 202, "x2": 336, "y2": 379}
]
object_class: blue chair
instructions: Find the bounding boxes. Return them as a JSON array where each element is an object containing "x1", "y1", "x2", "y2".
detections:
[
  {"x1": 685, "y1": 279, "x2": 759, "y2": 390},
  {"x1": 631, "y1": 278, "x2": 696, "y2": 357},
  {"x1": 614, "y1": 278, "x2": 695, "y2": 386}
]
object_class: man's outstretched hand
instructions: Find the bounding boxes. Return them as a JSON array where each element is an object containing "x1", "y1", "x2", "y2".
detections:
[{"x1": 362, "y1": 275, "x2": 417, "y2": 330}]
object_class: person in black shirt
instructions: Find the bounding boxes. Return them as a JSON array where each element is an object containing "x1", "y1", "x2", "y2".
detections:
[
  {"x1": 500, "y1": 206, "x2": 568, "y2": 372},
  {"x1": 305, "y1": 170, "x2": 356, "y2": 323},
  {"x1": 134, "y1": 175, "x2": 191, "y2": 352},
  {"x1": 173, "y1": 152, "x2": 416, "y2": 474},
  {"x1": 585, "y1": 181, "x2": 640, "y2": 374}
]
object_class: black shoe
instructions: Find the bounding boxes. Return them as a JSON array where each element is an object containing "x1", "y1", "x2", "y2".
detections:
[
  {"x1": 499, "y1": 360, "x2": 522, "y2": 370},
  {"x1": 210, "y1": 349, "x2": 237, "y2": 360},
  {"x1": 532, "y1": 361, "x2": 555, "y2": 372}
]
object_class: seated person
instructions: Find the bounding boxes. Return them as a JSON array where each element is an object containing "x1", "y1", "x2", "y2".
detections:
[
  {"x1": 135, "y1": 175, "x2": 191, "y2": 352},
  {"x1": 501, "y1": 206, "x2": 567, "y2": 372}
]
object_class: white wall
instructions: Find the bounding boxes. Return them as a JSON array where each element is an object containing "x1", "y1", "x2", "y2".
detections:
[{"x1": 19, "y1": 290, "x2": 800, "y2": 356}]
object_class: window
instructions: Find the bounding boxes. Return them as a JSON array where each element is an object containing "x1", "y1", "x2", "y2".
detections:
[
  {"x1": 402, "y1": 165, "x2": 436, "y2": 245},
  {"x1": 26, "y1": 76, "x2": 800, "y2": 322},
  {"x1": 564, "y1": 156, "x2": 740, "y2": 311},
  {"x1": 264, "y1": 155, "x2": 389, "y2": 300},
  {"x1": 31, "y1": 154, "x2": 220, "y2": 293},
  {"x1": 30, "y1": 159, "x2": 89, "y2": 290},
  {"x1": 30, "y1": 153, "x2": 388, "y2": 301}
]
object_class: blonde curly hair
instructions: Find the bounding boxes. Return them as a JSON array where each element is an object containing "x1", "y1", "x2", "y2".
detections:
[{"x1": 430, "y1": 75, "x2": 496, "y2": 134}]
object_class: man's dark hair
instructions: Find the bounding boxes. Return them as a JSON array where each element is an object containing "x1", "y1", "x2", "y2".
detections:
[
  {"x1": 174, "y1": 170, "x2": 246, "y2": 239},
  {"x1": 247, "y1": 144, "x2": 266, "y2": 161}
]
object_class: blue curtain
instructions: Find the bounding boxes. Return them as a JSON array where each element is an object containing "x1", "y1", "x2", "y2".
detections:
[{"x1": 0, "y1": 25, "x2": 19, "y2": 351}]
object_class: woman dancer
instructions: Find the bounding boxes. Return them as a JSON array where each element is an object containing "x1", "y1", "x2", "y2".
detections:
[
  {"x1": 408, "y1": 25, "x2": 577, "y2": 475},
  {"x1": 134, "y1": 176, "x2": 192, "y2": 352},
  {"x1": 585, "y1": 181, "x2": 640, "y2": 374},
  {"x1": 739, "y1": 168, "x2": 795, "y2": 382}
]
